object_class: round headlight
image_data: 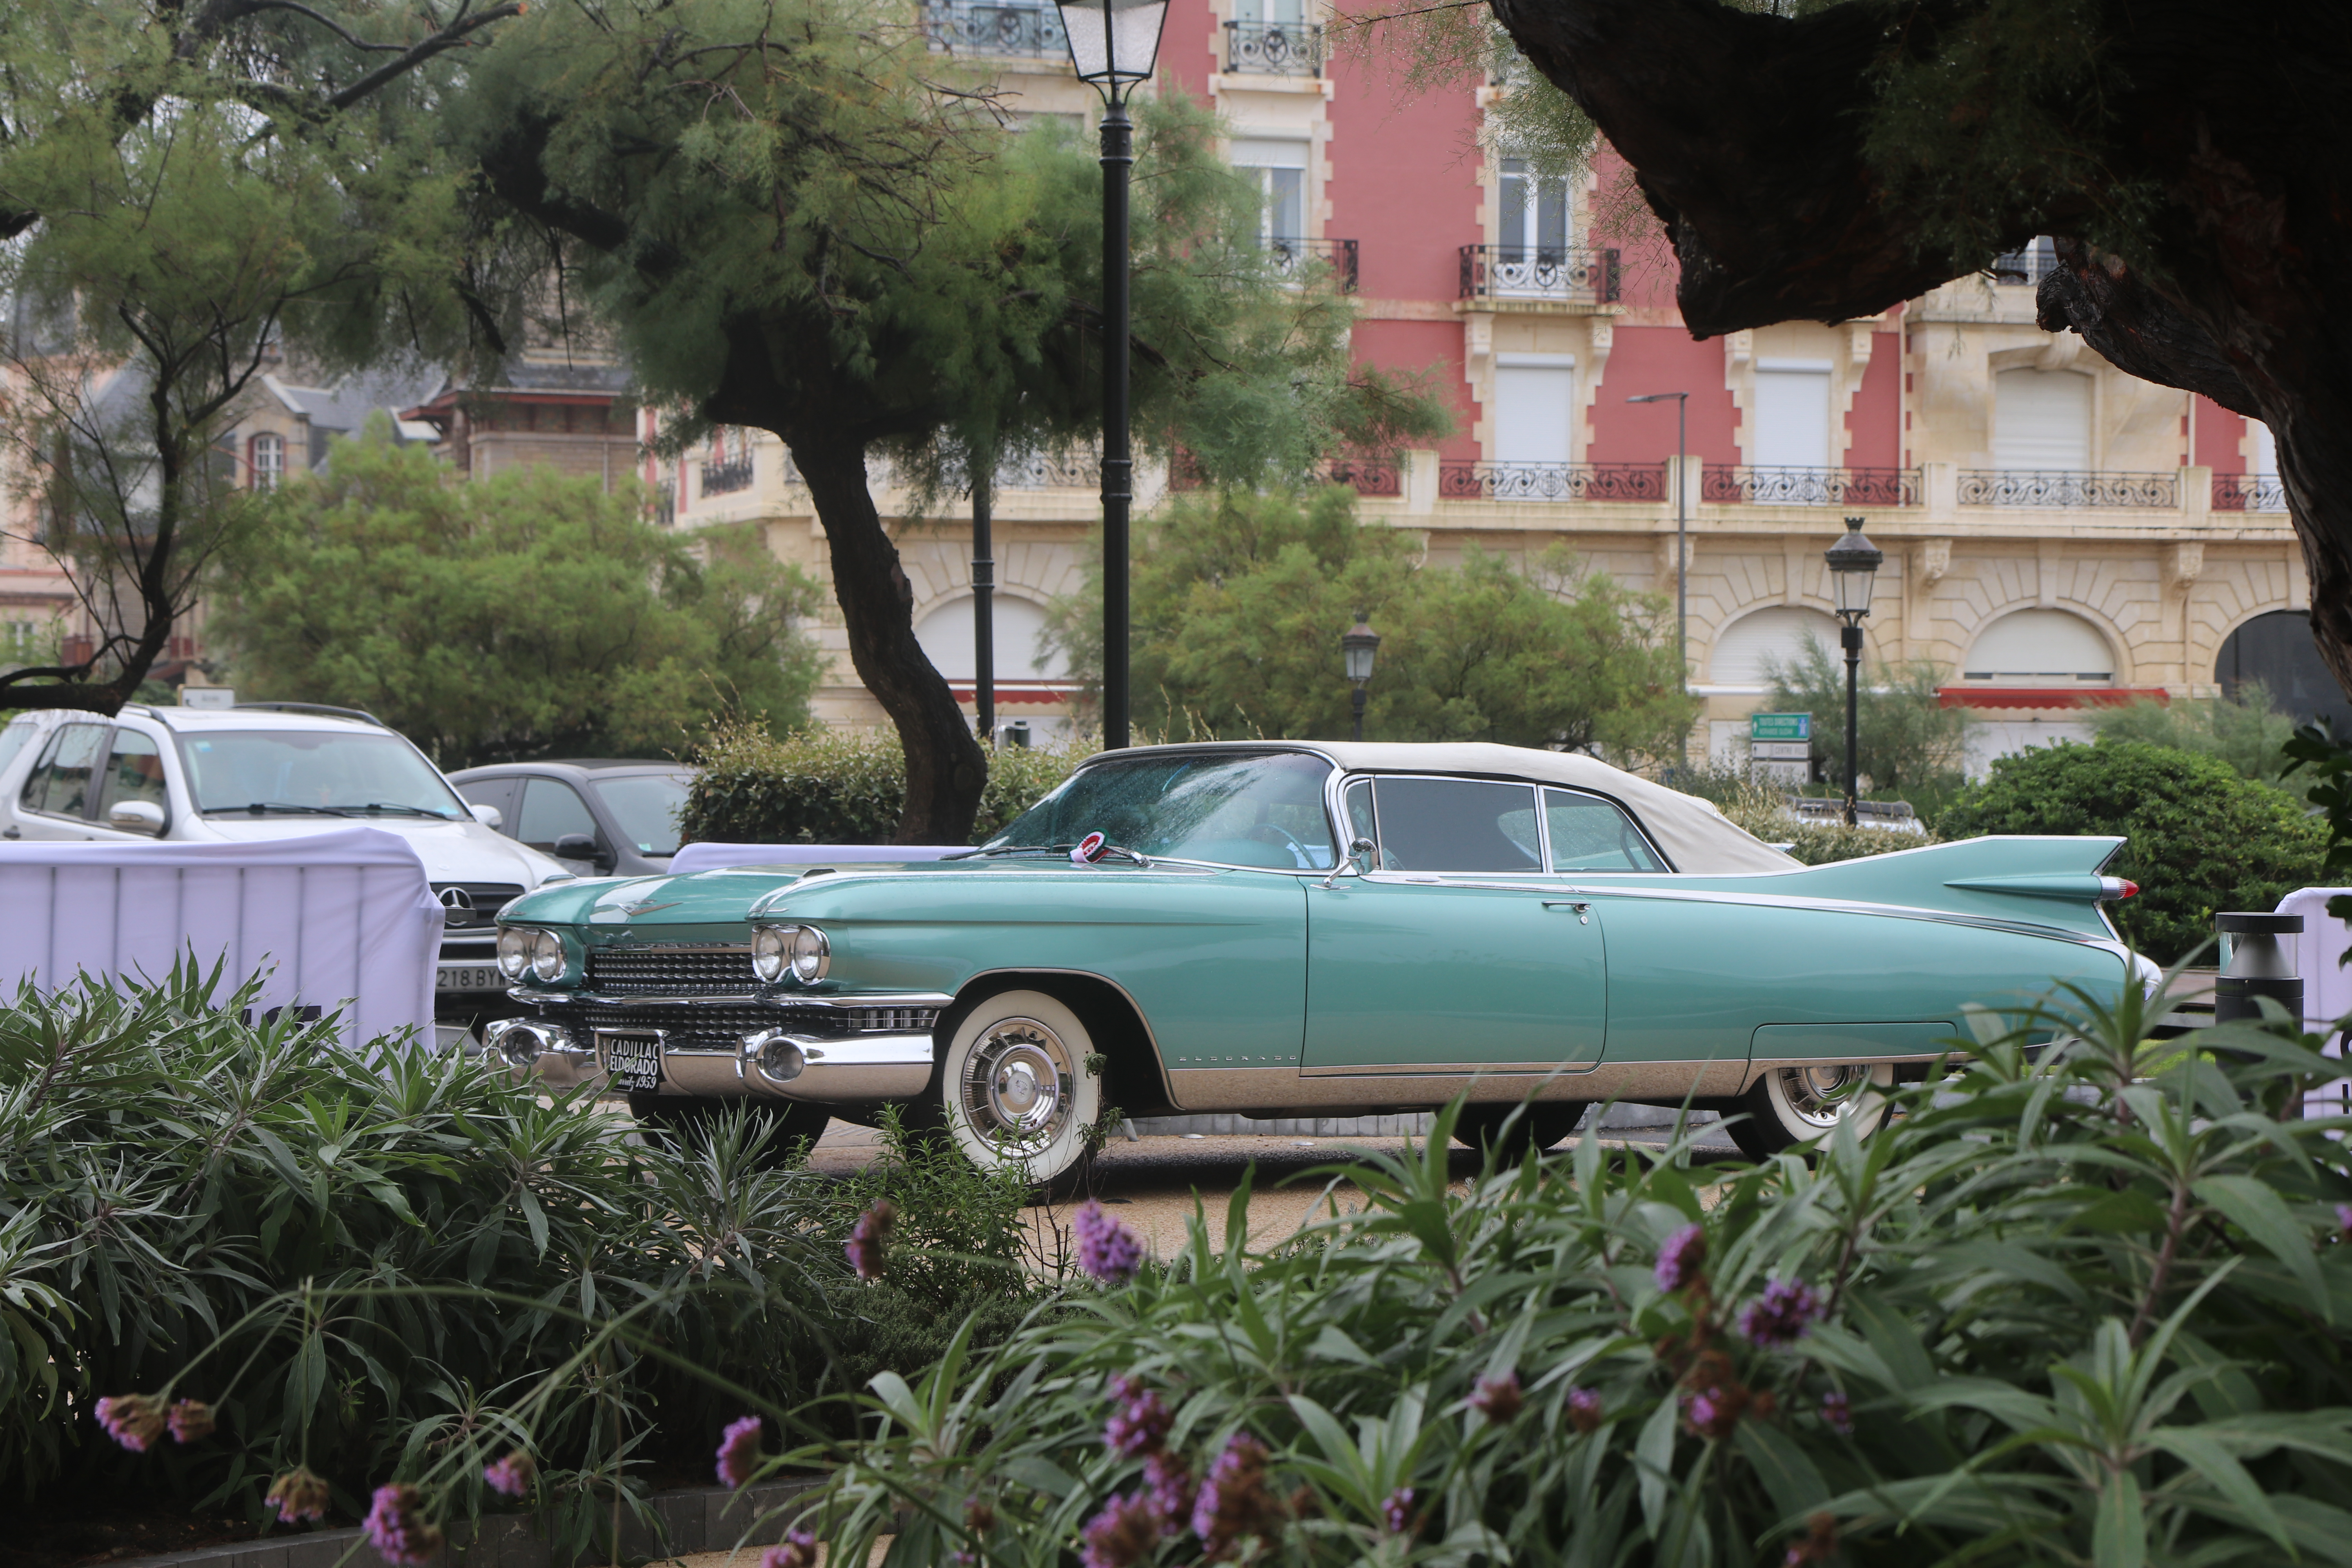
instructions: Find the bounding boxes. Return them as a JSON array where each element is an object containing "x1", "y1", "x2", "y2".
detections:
[
  {"x1": 789, "y1": 924, "x2": 829, "y2": 984},
  {"x1": 752, "y1": 924, "x2": 791, "y2": 984},
  {"x1": 497, "y1": 926, "x2": 534, "y2": 979},
  {"x1": 530, "y1": 928, "x2": 565, "y2": 984}
]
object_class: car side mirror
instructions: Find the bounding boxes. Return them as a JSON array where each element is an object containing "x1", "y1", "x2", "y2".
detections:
[
  {"x1": 553, "y1": 831, "x2": 615, "y2": 871},
  {"x1": 468, "y1": 802, "x2": 504, "y2": 829},
  {"x1": 1319, "y1": 837, "x2": 1379, "y2": 890},
  {"x1": 108, "y1": 800, "x2": 165, "y2": 835}
]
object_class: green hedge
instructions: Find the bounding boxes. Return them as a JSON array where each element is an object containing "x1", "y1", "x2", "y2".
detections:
[
  {"x1": 681, "y1": 724, "x2": 1091, "y2": 846},
  {"x1": 1939, "y1": 740, "x2": 2325, "y2": 962}
]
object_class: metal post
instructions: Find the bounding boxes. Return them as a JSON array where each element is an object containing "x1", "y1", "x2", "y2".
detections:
[
  {"x1": 971, "y1": 449, "x2": 995, "y2": 742},
  {"x1": 1099, "y1": 100, "x2": 1133, "y2": 751},
  {"x1": 1841, "y1": 622, "x2": 1862, "y2": 827},
  {"x1": 1351, "y1": 684, "x2": 1367, "y2": 743},
  {"x1": 1675, "y1": 395, "x2": 1687, "y2": 693}
]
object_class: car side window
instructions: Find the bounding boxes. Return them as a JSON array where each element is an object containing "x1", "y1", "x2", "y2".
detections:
[
  {"x1": 517, "y1": 779, "x2": 600, "y2": 855},
  {"x1": 1342, "y1": 777, "x2": 1376, "y2": 859},
  {"x1": 96, "y1": 730, "x2": 168, "y2": 829},
  {"x1": 459, "y1": 776, "x2": 519, "y2": 835},
  {"x1": 0, "y1": 720, "x2": 39, "y2": 780},
  {"x1": 1543, "y1": 788, "x2": 1666, "y2": 872},
  {"x1": 22, "y1": 724, "x2": 108, "y2": 818},
  {"x1": 1370, "y1": 777, "x2": 1543, "y2": 873}
]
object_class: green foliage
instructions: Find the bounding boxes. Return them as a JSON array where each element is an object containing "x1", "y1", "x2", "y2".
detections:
[
  {"x1": 682, "y1": 724, "x2": 1092, "y2": 847},
  {"x1": 1763, "y1": 634, "x2": 1967, "y2": 796},
  {"x1": 1045, "y1": 487, "x2": 1697, "y2": 759},
  {"x1": 1699, "y1": 777, "x2": 1943, "y2": 867},
  {"x1": 1940, "y1": 741, "x2": 2326, "y2": 963},
  {"x1": 789, "y1": 985, "x2": 2352, "y2": 1568},
  {"x1": 210, "y1": 422, "x2": 824, "y2": 766},
  {"x1": 0, "y1": 965, "x2": 1044, "y2": 1529},
  {"x1": 2092, "y1": 684, "x2": 2305, "y2": 796}
]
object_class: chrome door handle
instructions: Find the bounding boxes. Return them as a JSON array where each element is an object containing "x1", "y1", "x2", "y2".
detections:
[
  {"x1": 1, "y1": 826, "x2": 16, "y2": 839},
  {"x1": 1543, "y1": 900, "x2": 1591, "y2": 924}
]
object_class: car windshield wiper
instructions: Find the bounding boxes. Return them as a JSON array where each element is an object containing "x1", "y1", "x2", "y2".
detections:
[
  {"x1": 205, "y1": 802, "x2": 355, "y2": 817},
  {"x1": 349, "y1": 802, "x2": 456, "y2": 818},
  {"x1": 962, "y1": 844, "x2": 1063, "y2": 857}
]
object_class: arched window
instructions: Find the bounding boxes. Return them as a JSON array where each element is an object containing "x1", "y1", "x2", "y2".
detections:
[
  {"x1": 913, "y1": 594, "x2": 1069, "y2": 683},
  {"x1": 1963, "y1": 609, "x2": 2114, "y2": 685},
  {"x1": 2217, "y1": 610, "x2": 2347, "y2": 729},
  {"x1": 1709, "y1": 606, "x2": 1841, "y2": 688},
  {"x1": 249, "y1": 432, "x2": 283, "y2": 490}
]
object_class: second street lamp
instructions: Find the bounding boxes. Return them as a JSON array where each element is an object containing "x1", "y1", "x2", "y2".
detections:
[
  {"x1": 1823, "y1": 519, "x2": 1884, "y2": 828},
  {"x1": 1056, "y1": 0, "x2": 1170, "y2": 753},
  {"x1": 1341, "y1": 612, "x2": 1380, "y2": 742}
]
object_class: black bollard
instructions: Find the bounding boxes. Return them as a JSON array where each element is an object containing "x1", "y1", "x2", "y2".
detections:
[{"x1": 2214, "y1": 911, "x2": 2304, "y2": 1025}]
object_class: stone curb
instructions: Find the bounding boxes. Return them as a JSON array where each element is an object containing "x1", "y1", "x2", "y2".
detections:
[{"x1": 108, "y1": 1480, "x2": 825, "y2": 1568}]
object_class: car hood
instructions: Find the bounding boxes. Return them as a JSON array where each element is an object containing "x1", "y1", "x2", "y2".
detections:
[
  {"x1": 191, "y1": 815, "x2": 575, "y2": 887},
  {"x1": 500, "y1": 855, "x2": 1020, "y2": 927}
]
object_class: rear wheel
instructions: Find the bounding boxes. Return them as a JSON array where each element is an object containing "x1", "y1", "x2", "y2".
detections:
[
  {"x1": 1452, "y1": 1102, "x2": 1588, "y2": 1161},
  {"x1": 1726, "y1": 1063, "x2": 1894, "y2": 1160},
  {"x1": 628, "y1": 1093, "x2": 833, "y2": 1169},
  {"x1": 936, "y1": 989, "x2": 1101, "y2": 1199}
]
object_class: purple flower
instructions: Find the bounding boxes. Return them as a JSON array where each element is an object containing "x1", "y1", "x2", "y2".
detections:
[
  {"x1": 1565, "y1": 1386, "x2": 1603, "y2": 1434},
  {"x1": 1654, "y1": 1223, "x2": 1706, "y2": 1293},
  {"x1": 1469, "y1": 1370, "x2": 1522, "y2": 1425},
  {"x1": 716, "y1": 1414, "x2": 764, "y2": 1489},
  {"x1": 763, "y1": 1530, "x2": 819, "y2": 1568},
  {"x1": 1074, "y1": 1201, "x2": 1145, "y2": 1283},
  {"x1": 1820, "y1": 1390, "x2": 1854, "y2": 1437},
  {"x1": 1737, "y1": 1277, "x2": 1826, "y2": 1349},
  {"x1": 166, "y1": 1398, "x2": 214, "y2": 1444},
  {"x1": 1190, "y1": 1433, "x2": 1282, "y2": 1556},
  {"x1": 1105, "y1": 1376, "x2": 1172, "y2": 1457},
  {"x1": 483, "y1": 1451, "x2": 536, "y2": 1498},
  {"x1": 1380, "y1": 1488, "x2": 1416, "y2": 1537},
  {"x1": 846, "y1": 1201, "x2": 896, "y2": 1281},
  {"x1": 1144, "y1": 1451, "x2": 1194, "y2": 1535},
  {"x1": 1081, "y1": 1492, "x2": 1160, "y2": 1568},
  {"x1": 1784, "y1": 1511, "x2": 1839, "y2": 1566},
  {"x1": 2337, "y1": 1203, "x2": 2352, "y2": 1239},
  {"x1": 363, "y1": 1484, "x2": 445, "y2": 1567},
  {"x1": 266, "y1": 1466, "x2": 331, "y2": 1525},
  {"x1": 95, "y1": 1394, "x2": 165, "y2": 1452}
]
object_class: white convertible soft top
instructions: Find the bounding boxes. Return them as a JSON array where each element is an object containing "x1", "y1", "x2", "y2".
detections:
[{"x1": 1098, "y1": 740, "x2": 1802, "y2": 876}]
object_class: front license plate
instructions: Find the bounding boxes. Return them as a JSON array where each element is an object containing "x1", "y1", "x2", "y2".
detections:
[
  {"x1": 437, "y1": 963, "x2": 504, "y2": 993},
  {"x1": 599, "y1": 1031, "x2": 664, "y2": 1094}
]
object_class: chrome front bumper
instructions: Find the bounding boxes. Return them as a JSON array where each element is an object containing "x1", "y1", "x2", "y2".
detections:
[{"x1": 482, "y1": 1014, "x2": 936, "y2": 1101}]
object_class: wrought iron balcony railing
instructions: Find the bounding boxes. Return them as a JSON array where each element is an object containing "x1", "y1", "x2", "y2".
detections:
[
  {"x1": 2211, "y1": 472, "x2": 2287, "y2": 512},
  {"x1": 1458, "y1": 245, "x2": 1620, "y2": 305},
  {"x1": 1439, "y1": 462, "x2": 1664, "y2": 503},
  {"x1": 1224, "y1": 20, "x2": 1323, "y2": 75},
  {"x1": 1990, "y1": 236, "x2": 2058, "y2": 287},
  {"x1": 701, "y1": 456, "x2": 755, "y2": 497},
  {"x1": 1701, "y1": 466, "x2": 1921, "y2": 507},
  {"x1": 1001, "y1": 450, "x2": 1100, "y2": 489},
  {"x1": 1958, "y1": 470, "x2": 2179, "y2": 508},
  {"x1": 1323, "y1": 454, "x2": 1401, "y2": 497},
  {"x1": 922, "y1": 0, "x2": 1066, "y2": 58},
  {"x1": 1269, "y1": 237, "x2": 1358, "y2": 292}
]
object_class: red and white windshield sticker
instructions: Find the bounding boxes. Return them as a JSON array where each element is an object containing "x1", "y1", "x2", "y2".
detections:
[{"x1": 1071, "y1": 832, "x2": 1109, "y2": 865}]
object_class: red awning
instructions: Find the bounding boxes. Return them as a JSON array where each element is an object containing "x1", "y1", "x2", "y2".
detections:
[{"x1": 1938, "y1": 686, "x2": 2171, "y2": 710}]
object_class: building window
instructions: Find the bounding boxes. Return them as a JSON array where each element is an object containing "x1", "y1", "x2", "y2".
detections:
[
  {"x1": 1493, "y1": 353, "x2": 1575, "y2": 466},
  {"x1": 1992, "y1": 369, "x2": 2091, "y2": 472},
  {"x1": 1498, "y1": 158, "x2": 1569, "y2": 262},
  {"x1": 249, "y1": 432, "x2": 283, "y2": 490},
  {"x1": 1231, "y1": 138, "x2": 1307, "y2": 245},
  {"x1": 1710, "y1": 605, "x2": 1841, "y2": 688},
  {"x1": 1751, "y1": 359, "x2": 1832, "y2": 473},
  {"x1": 1963, "y1": 609, "x2": 2114, "y2": 684}
]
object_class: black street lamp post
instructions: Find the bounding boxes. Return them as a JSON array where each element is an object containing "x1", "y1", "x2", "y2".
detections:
[
  {"x1": 1056, "y1": 0, "x2": 1170, "y2": 753},
  {"x1": 1341, "y1": 612, "x2": 1380, "y2": 742},
  {"x1": 1823, "y1": 519, "x2": 1884, "y2": 827}
]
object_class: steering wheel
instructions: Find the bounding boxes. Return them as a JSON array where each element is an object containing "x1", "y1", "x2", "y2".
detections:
[{"x1": 1248, "y1": 821, "x2": 1314, "y2": 867}]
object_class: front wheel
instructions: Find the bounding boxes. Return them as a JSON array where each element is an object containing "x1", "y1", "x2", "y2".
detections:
[
  {"x1": 1726, "y1": 1063, "x2": 1894, "y2": 1160},
  {"x1": 937, "y1": 989, "x2": 1102, "y2": 1197}
]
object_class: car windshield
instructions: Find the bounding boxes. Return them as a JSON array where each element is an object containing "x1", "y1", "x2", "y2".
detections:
[
  {"x1": 179, "y1": 730, "x2": 466, "y2": 817},
  {"x1": 594, "y1": 771, "x2": 692, "y2": 857},
  {"x1": 983, "y1": 751, "x2": 1339, "y2": 869}
]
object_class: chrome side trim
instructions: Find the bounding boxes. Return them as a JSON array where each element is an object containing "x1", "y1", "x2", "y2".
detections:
[
  {"x1": 1301, "y1": 1059, "x2": 1601, "y2": 1078},
  {"x1": 1169, "y1": 1060, "x2": 1751, "y2": 1110}
]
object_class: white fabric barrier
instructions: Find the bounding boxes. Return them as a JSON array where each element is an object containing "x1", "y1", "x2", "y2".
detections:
[
  {"x1": 0, "y1": 828, "x2": 441, "y2": 1044},
  {"x1": 2274, "y1": 887, "x2": 2351, "y2": 1119},
  {"x1": 668, "y1": 842, "x2": 966, "y2": 875}
]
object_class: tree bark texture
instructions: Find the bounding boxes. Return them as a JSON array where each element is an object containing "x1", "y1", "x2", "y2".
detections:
[{"x1": 1490, "y1": 0, "x2": 2352, "y2": 696}]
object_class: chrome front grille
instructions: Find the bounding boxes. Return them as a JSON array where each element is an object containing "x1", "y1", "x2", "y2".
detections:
[
  {"x1": 586, "y1": 946, "x2": 757, "y2": 994},
  {"x1": 547, "y1": 1000, "x2": 940, "y2": 1054},
  {"x1": 847, "y1": 1006, "x2": 940, "y2": 1034}
]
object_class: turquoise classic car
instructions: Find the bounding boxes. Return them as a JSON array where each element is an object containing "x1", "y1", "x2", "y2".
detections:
[{"x1": 484, "y1": 742, "x2": 2145, "y2": 1182}]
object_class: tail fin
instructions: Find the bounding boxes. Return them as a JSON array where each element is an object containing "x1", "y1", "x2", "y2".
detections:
[{"x1": 1754, "y1": 835, "x2": 2130, "y2": 937}]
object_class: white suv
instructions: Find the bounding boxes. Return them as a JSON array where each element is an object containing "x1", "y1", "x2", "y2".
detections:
[{"x1": 0, "y1": 702, "x2": 577, "y2": 1035}]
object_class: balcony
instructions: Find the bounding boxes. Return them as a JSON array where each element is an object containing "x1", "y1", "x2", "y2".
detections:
[
  {"x1": 922, "y1": 0, "x2": 1066, "y2": 59},
  {"x1": 1223, "y1": 20, "x2": 1323, "y2": 75},
  {"x1": 1440, "y1": 462, "x2": 1663, "y2": 503},
  {"x1": 1268, "y1": 237, "x2": 1357, "y2": 291},
  {"x1": 1957, "y1": 470, "x2": 2178, "y2": 508},
  {"x1": 1701, "y1": 467, "x2": 1920, "y2": 507},
  {"x1": 2212, "y1": 472, "x2": 2287, "y2": 512},
  {"x1": 701, "y1": 456, "x2": 754, "y2": 497},
  {"x1": 1000, "y1": 450, "x2": 1099, "y2": 489},
  {"x1": 1991, "y1": 236, "x2": 2058, "y2": 287},
  {"x1": 1458, "y1": 245, "x2": 1620, "y2": 306},
  {"x1": 1323, "y1": 454, "x2": 1401, "y2": 497}
]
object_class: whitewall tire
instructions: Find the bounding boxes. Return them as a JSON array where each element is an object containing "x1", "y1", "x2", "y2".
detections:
[
  {"x1": 937, "y1": 989, "x2": 1101, "y2": 1193},
  {"x1": 1728, "y1": 1062, "x2": 1895, "y2": 1159}
]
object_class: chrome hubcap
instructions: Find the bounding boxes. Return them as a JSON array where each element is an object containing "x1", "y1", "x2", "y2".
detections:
[
  {"x1": 963, "y1": 1019, "x2": 1073, "y2": 1151},
  {"x1": 1777, "y1": 1064, "x2": 1869, "y2": 1129}
]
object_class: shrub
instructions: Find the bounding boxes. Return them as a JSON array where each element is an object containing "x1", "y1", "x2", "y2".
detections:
[
  {"x1": 792, "y1": 986, "x2": 2352, "y2": 1568},
  {"x1": 2091, "y1": 682, "x2": 2306, "y2": 796},
  {"x1": 1693, "y1": 776, "x2": 1943, "y2": 867},
  {"x1": 1939, "y1": 740, "x2": 2325, "y2": 962},
  {"x1": 682, "y1": 724, "x2": 1091, "y2": 846},
  {"x1": 1762, "y1": 635, "x2": 1968, "y2": 796}
]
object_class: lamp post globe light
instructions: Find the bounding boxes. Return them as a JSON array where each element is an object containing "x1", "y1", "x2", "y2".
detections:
[
  {"x1": 1823, "y1": 519, "x2": 1884, "y2": 828},
  {"x1": 1055, "y1": 0, "x2": 1171, "y2": 753},
  {"x1": 1341, "y1": 611, "x2": 1380, "y2": 743}
]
